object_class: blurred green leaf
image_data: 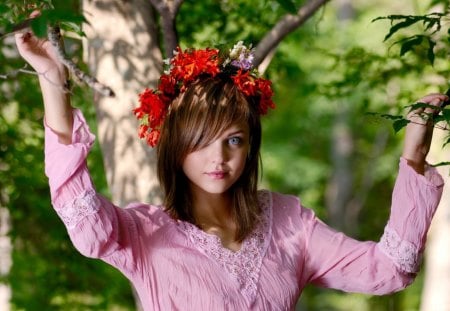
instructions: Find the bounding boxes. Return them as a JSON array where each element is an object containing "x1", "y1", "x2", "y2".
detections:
[
  {"x1": 45, "y1": 8, "x2": 86, "y2": 24},
  {"x1": 393, "y1": 119, "x2": 410, "y2": 132},
  {"x1": 399, "y1": 35, "x2": 423, "y2": 56},
  {"x1": 275, "y1": 0, "x2": 298, "y2": 14},
  {"x1": 431, "y1": 161, "x2": 450, "y2": 167},
  {"x1": 426, "y1": 37, "x2": 436, "y2": 65},
  {"x1": 0, "y1": 4, "x2": 9, "y2": 15},
  {"x1": 380, "y1": 16, "x2": 421, "y2": 41},
  {"x1": 30, "y1": 15, "x2": 48, "y2": 37},
  {"x1": 380, "y1": 113, "x2": 404, "y2": 120},
  {"x1": 444, "y1": 136, "x2": 450, "y2": 147},
  {"x1": 407, "y1": 102, "x2": 439, "y2": 111}
]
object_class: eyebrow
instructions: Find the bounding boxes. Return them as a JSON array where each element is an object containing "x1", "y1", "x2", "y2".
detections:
[{"x1": 226, "y1": 129, "x2": 245, "y2": 136}]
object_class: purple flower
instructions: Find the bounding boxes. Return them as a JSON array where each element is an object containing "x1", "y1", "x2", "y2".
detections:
[
  {"x1": 231, "y1": 52, "x2": 255, "y2": 70},
  {"x1": 227, "y1": 41, "x2": 255, "y2": 70}
]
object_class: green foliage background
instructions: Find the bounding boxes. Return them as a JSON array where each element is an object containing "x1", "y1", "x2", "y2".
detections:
[{"x1": 1, "y1": 0, "x2": 449, "y2": 310}]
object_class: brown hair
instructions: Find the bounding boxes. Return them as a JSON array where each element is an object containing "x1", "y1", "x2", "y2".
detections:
[{"x1": 157, "y1": 76, "x2": 262, "y2": 241}]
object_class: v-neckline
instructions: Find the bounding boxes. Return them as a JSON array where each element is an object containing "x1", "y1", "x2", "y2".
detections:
[{"x1": 179, "y1": 190, "x2": 273, "y2": 302}]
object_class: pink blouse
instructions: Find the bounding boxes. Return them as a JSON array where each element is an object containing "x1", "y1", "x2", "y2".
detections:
[{"x1": 45, "y1": 109, "x2": 444, "y2": 311}]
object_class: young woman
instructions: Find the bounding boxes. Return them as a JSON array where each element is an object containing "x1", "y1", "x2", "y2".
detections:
[{"x1": 15, "y1": 29, "x2": 446, "y2": 310}]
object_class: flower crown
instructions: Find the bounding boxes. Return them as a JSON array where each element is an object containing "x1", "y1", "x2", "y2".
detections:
[{"x1": 133, "y1": 41, "x2": 276, "y2": 147}]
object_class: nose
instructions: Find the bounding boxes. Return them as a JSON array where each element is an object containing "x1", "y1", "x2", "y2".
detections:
[{"x1": 210, "y1": 140, "x2": 228, "y2": 164}]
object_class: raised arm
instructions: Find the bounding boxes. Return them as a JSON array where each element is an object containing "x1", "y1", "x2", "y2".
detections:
[
  {"x1": 15, "y1": 17, "x2": 73, "y2": 144},
  {"x1": 402, "y1": 93, "x2": 448, "y2": 174},
  {"x1": 300, "y1": 94, "x2": 446, "y2": 294}
]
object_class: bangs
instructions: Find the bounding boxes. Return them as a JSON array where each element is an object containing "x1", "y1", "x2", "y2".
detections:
[{"x1": 172, "y1": 77, "x2": 253, "y2": 155}]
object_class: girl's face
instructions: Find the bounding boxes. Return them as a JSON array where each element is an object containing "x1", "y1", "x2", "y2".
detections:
[{"x1": 182, "y1": 121, "x2": 250, "y2": 197}]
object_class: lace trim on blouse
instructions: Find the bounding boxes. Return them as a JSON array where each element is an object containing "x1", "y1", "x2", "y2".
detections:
[
  {"x1": 378, "y1": 226, "x2": 421, "y2": 274},
  {"x1": 55, "y1": 189, "x2": 101, "y2": 229},
  {"x1": 180, "y1": 190, "x2": 273, "y2": 302}
]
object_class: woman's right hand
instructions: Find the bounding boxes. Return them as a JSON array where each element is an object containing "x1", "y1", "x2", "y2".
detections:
[
  {"x1": 15, "y1": 28, "x2": 67, "y2": 86},
  {"x1": 15, "y1": 31, "x2": 63, "y2": 74},
  {"x1": 14, "y1": 13, "x2": 73, "y2": 144}
]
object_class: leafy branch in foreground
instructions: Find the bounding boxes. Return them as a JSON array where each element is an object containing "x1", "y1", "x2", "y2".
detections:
[
  {"x1": 0, "y1": 2, "x2": 115, "y2": 97},
  {"x1": 373, "y1": 9, "x2": 448, "y2": 65},
  {"x1": 368, "y1": 100, "x2": 450, "y2": 144}
]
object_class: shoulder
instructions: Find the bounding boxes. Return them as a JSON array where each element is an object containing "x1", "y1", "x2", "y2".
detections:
[
  {"x1": 258, "y1": 189, "x2": 315, "y2": 222},
  {"x1": 123, "y1": 202, "x2": 173, "y2": 229}
]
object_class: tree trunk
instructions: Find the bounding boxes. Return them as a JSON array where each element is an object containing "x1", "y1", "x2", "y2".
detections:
[
  {"x1": 325, "y1": 108, "x2": 354, "y2": 232},
  {"x1": 0, "y1": 208, "x2": 12, "y2": 311},
  {"x1": 420, "y1": 128, "x2": 450, "y2": 311},
  {"x1": 82, "y1": 0, "x2": 163, "y2": 206},
  {"x1": 324, "y1": 0, "x2": 355, "y2": 233},
  {"x1": 82, "y1": 0, "x2": 164, "y2": 309}
]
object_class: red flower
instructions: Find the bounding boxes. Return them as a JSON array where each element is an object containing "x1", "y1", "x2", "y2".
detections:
[
  {"x1": 145, "y1": 129, "x2": 161, "y2": 147},
  {"x1": 256, "y1": 78, "x2": 273, "y2": 98},
  {"x1": 134, "y1": 44, "x2": 276, "y2": 147},
  {"x1": 171, "y1": 47, "x2": 220, "y2": 84},
  {"x1": 158, "y1": 74, "x2": 177, "y2": 96},
  {"x1": 255, "y1": 78, "x2": 275, "y2": 114},
  {"x1": 138, "y1": 124, "x2": 149, "y2": 138},
  {"x1": 232, "y1": 70, "x2": 257, "y2": 96},
  {"x1": 134, "y1": 88, "x2": 167, "y2": 128}
]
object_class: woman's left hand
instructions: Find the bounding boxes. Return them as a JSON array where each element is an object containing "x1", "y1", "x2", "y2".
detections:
[{"x1": 402, "y1": 93, "x2": 448, "y2": 174}]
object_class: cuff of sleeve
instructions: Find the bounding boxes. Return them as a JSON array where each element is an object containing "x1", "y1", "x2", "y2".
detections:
[
  {"x1": 378, "y1": 226, "x2": 421, "y2": 274},
  {"x1": 45, "y1": 109, "x2": 96, "y2": 193},
  {"x1": 54, "y1": 189, "x2": 101, "y2": 230},
  {"x1": 387, "y1": 157, "x2": 445, "y2": 255},
  {"x1": 399, "y1": 157, "x2": 444, "y2": 188}
]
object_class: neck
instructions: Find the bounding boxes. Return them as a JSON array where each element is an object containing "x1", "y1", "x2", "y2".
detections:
[
  {"x1": 191, "y1": 190, "x2": 234, "y2": 229},
  {"x1": 189, "y1": 186, "x2": 242, "y2": 251}
]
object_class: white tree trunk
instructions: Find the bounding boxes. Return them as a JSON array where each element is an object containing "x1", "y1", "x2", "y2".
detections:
[
  {"x1": 420, "y1": 128, "x2": 450, "y2": 311},
  {"x1": 0, "y1": 208, "x2": 12, "y2": 311},
  {"x1": 82, "y1": 1, "x2": 164, "y2": 309},
  {"x1": 82, "y1": 0, "x2": 163, "y2": 206}
]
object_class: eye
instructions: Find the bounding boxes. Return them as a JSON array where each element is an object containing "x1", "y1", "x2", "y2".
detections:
[{"x1": 228, "y1": 136, "x2": 242, "y2": 146}]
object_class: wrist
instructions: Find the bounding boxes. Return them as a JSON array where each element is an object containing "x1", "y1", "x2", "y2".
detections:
[
  {"x1": 38, "y1": 67, "x2": 68, "y2": 90},
  {"x1": 402, "y1": 157, "x2": 425, "y2": 175}
]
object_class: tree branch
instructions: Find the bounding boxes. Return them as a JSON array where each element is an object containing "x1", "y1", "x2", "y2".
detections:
[
  {"x1": 254, "y1": 0, "x2": 331, "y2": 67},
  {"x1": 47, "y1": 26, "x2": 115, "y2": 97},
  {"x1": 148, "y1": 0, "x2": 182, "y2": 58}
]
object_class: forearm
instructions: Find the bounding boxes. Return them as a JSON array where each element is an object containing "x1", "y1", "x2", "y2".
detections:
[
  {"x1": 39, "y1": 66, "x2": 73, "y2": 144},
  {"x1": 401, "y1": 93, "x2": 448, "y2": 175},
  {"x1": 401, "y1": 147, "x2": 427, "y2": 175}
]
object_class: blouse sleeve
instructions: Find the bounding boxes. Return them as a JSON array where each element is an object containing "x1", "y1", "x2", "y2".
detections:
[
  {"x1": 302, "y1": 158, "x2": 444, "y2": 294},
  {"x1": 44, "y1": 109, "x2": 149, "y2": 276}
]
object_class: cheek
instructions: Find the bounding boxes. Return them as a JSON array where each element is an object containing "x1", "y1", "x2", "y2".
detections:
[
  {"x1": 181, "y1": 155, "x2": 194, "y2": 176},
  {"x1": 234, "y1": 150, "x2": 249, "y2": 172},
  {"x1": 182, "y1": 152, "x2": 205, "y2": 177}
]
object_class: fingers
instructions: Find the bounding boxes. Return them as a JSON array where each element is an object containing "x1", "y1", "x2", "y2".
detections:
[
  {"x1": 15, "y1": 30, "x2": 40, "y2": 54},
  {"x1": 407, "y1": 93, "x2": 449, "y2": 124},
  {"x1": 29, "y1": 10, "x2": 41, "y2": 19}
]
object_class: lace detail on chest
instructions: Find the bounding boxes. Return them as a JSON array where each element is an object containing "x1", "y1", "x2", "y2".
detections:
[
  {"x1": 55, "y1": 189, "x2": 101, "y2": 229},
  {"x1": 180, "y1": 190, "x2": 273, "y2": 302},
  {"x1": 378, "y1": 226, "x2": 421, "y2": 274}
]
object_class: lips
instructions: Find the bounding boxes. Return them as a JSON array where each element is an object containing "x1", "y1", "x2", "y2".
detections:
[{"x1": 206, "y1": 171, "x2": 228, "y2": 179}]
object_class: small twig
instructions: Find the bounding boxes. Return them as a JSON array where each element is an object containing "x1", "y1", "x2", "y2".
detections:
[
  {"x1": 0, "y1": 64, "x2": 37, "y2": 79},
  {"x1": 1, "y1": 64, "x2": 73, "y2": 94},
  {"x1": 47, "y1": 26, "x2": 115, "y2": 97},
  {"x1": 0, "y1": 18, "x2": 33, "y2": 39},
  {"x1": 3, "y1": 18, "x2": 115, "y2": 97}
]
